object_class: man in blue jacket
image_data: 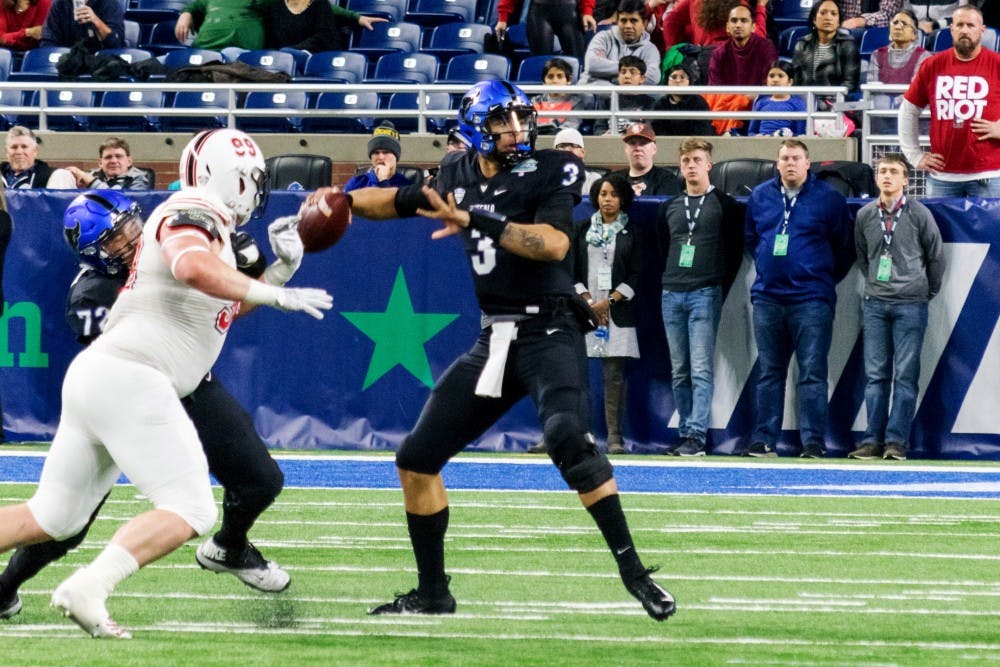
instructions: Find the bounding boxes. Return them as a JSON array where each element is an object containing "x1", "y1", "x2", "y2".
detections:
[{"x1": 744, "y1": 139, "x2": 854, "y2": 458}]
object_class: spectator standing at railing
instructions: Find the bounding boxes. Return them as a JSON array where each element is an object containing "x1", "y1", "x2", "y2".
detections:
[
  {"x1": 789, "y1": 0, "x2": 861, "y2": 110},
  {"x1": 611, "y1": 122, "x2": 683, "y2": 196},
  {"x1": 175, "y1": 0, "x2": 267, "y2": 51},
  {"x1": 343, "y1": 122, "x2": 413, "y2": 193},
  {"x1": 839, "y1": 0, "x2": 902, "y2": 29},
  {"x1": 867, "y1": 9, "x2": 930, "y2": 134},
  {"x1": 899, "y1": 4, "x2": 1000, "y2": 197},
  {"x1": 0, "y1": 0, "x2": 51, "y2": 51},
  {"x1": 65, "y1": 137, "x2": 152, "y2": 191},
  {"x1": 39, "y1": 0, "x2": 123, "y2": 49},
  {"x1": 1, "y1": 126, "x2": 74, "y2": 189},
  {"x1": 580, "y1": 0, "x2": 662, "y2": 85},
  {"x1": 904, "y1": 0, "x2": 966, "y2": 34},
  {"x1": 265, "y1": 0, "x2": 386, "y2": 52}
]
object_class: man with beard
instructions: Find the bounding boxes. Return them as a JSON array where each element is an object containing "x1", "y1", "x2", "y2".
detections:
[{"x1": 898, "y1": 4, "x2": 1000, "y2": 197}]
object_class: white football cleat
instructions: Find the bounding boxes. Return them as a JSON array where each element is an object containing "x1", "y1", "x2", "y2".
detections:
[
  {"x1": 196, "y1": 538, "x2": 290, "y2": 592},
  {"x1": 51, "y1": 569, "x2": 131, "y2": 639}
]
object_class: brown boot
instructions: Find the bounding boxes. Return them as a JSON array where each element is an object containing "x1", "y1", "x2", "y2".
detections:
[{"x1": 603, "y1": 358, "x2": 627, "y2": 454}]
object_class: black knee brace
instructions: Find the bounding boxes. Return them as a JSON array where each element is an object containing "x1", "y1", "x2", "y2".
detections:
[{"x1": 544, "y1": 412, "x2": 614, "y2": 493}]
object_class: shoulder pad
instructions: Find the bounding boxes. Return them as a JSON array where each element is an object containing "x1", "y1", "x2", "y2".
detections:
[{"x1": 165, "y1": 209, "x2": 222, "y2": 241}]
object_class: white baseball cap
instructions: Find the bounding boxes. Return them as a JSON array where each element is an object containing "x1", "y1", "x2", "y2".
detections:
[{"x1": 553, "y1": 128, "x2": 585, "y2": 149}]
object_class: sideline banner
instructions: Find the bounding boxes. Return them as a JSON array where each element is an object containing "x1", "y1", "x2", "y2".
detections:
[{"x1": 1, "y1": 191, "x2": 997, "y2": 459}]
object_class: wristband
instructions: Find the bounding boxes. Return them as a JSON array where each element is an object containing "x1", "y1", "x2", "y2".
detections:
[{"x1": 468, "y1": 209, "x2": 508, "y2": 243}]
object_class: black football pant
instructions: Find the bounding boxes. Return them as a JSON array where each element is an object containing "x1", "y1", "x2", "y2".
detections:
[{"x1": 0, "y1": 375, "x2": 282, "y2": 598}]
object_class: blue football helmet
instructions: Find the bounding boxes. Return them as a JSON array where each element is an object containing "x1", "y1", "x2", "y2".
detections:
[
  {"x1": 457, "y1": 80, "x2": 537, "y2": 167},
  {"x1": 63, "y1": 191, "x2": 143, "y2": 276}
]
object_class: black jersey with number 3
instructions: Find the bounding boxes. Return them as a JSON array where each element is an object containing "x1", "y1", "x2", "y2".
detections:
[{"x1": 431, "y1": 148, "x2": 585, "y2": 314}]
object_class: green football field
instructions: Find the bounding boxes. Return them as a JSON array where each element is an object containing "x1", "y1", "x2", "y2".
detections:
[{"x1": 0, "y1": 477, "x2": 998, "y2": 666}]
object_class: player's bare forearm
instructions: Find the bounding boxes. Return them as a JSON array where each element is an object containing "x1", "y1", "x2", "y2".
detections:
[
  {"x1": 499, "y1": 223, "x2": 569, "y2": 261},
  {"x1": 170, "y1": 248, "x2": 257, "y2": 303},
  {"x1": 342, "y1": 186, "x2": 400, "y2": 220}
]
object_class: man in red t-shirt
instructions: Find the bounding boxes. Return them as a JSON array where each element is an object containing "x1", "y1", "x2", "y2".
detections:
[{"x1": 899, "y1": 5, "x2": 1000, "y2": 197}]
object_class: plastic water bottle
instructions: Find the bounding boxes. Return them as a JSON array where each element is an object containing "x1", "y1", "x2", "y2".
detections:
[{"x1": 592, "y1": 325, "x2": 609, "y2": 356}]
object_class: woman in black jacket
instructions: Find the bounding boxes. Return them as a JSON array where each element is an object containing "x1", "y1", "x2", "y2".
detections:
[
  {"x1": 790, "y1": 0, "x2": 861, "y2": 110},
  {"x1": 573, "y1": 173, "x2": 642, "y2": 455}
]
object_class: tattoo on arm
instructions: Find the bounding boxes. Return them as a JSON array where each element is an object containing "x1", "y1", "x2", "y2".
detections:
[{"x1": 507, "y1": 225, "x2": 546, "y2": 256}]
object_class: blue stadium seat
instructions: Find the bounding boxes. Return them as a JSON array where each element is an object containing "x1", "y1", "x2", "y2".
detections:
[
  {"x1": 140, "y1": 19, "x2": 185, "y2": 54},
  {"x1": 301, "y1": 50, "x2": 369, "y2": 82},
  {"x1": 369, "y1": 51, "x2": 440, "y2": 83},
  {"x1": 929, "y1": 26, "x2": 998, "y2": 51},
  {"x1": 438, "y1": 53, "x2": 510, "y2": 83},
  {"x1": 515, "y1": 54, "x2": 578, "y2": 83},
  {"x1": 96, "y1": 48, "x2": 154, "y2": 65},
  {"x1": 160, "y1": 90, "x2": 229, "y2": 132},
  {"x1": 0, "y1": 89, "x2": 26, "y2": 128},
  {"x1": 91, "y1": 90, "x2": 164, "y2": 132},
  {"x1": 778, "y1": 25, "x2": 811, "y2": 57},
  {"x1": 125, "y1": 0, "x2": 186, "y2": 24},
  {"x1": 423, "y1": 22, "x2": 492, "y2": 60},
  {"x1": 239, "y1": 91, "x2": 308, "y2": 133},
  {"x1": 346, "y1": 0, "x2": 409, "y2": 22},
  {"x1": 384, "y1": 91, "x2": 453, "y2": 132},
  {"x1": 406, "y1": 0, "x2": 476, "y2": 27},
  {"x1": 279, "y1": 47, "x2": 310, "y2": 76},
  {"x1": 772, "y1": 0, "x2": 812, "y2": 29},
  {"x1": 237, "y1": 50, "x2": 296, "y2": 76},
  {"x1": 162, "y1": 48, "x2": 225, "y2": 68},
  {"x1": 13, "y1": 47, "x2": 70, "y2": 78},
  {"x1": 858, "y1": 26, "x2": 890, "y2": 58},
  {"x1": 220, "y1": 46, "x2": 249, "y2": 62},
  {"x1": 503, "y1": 22, "x2": 534, "y2": 60},
  {"x1": 474, "y1": 0, "x2": 496, "y2": 23},
  {"x1": 352, "y1": 21, "x2": 424, "y2": 59},
  {"x1": 23, "y1": 89, "x2": 94, "y2": 131},
  {"x1": 124, "y1": 20, "x2": 142, "y2": 48},
  {"x1": 0, "y1": 49, "x2": 12, "y2": 81},
  {"x1": 302, "y1": 91, "x2": 379, "y2": 133}
]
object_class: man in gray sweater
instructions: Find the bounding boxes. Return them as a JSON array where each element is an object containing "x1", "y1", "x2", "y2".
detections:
[
  {"x1": 851, "y1": 153, "x2": 945, "y2": 461},
  {"x1": 580, "y1": 0, "x2": 661, "y2": 85}
]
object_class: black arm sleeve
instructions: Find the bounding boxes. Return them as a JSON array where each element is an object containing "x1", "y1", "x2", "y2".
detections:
[{"x1": 393, "y1": 182, "x2": 432, "y2": 219}]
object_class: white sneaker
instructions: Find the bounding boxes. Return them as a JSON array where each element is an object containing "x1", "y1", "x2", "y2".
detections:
[
  {"x1": 51, "y1": 569, "x2": 131, "y2": 639},
  {"x1": 196, "y1": 538, "x2": 290, "y2": 592},
  {"x1": 0, "y1": 593, "x2": 22, "y2": 619}
]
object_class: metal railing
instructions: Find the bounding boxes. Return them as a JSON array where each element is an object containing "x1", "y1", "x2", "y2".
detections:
[{"x1": 860, "y1": 82, "x2": 932, "y2": 195}]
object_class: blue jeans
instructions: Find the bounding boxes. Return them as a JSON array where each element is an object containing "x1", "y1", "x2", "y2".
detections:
[
  {"x1": 661, "y1": 286, "x2": 722, "y2": 442},
  {"x1": 862, "y1": 298, "x2": 928, "y2": 446},
  {"x1": 752, "y1": 300, "x2": 833, "y2": 447},
  {"x1": 926, "y1": 176, "x2": 1000, "y2": 198}
]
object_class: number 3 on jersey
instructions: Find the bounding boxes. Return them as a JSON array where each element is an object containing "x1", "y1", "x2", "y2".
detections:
[{"x1": 470, "y1": 229, "x2": 496, "y2": 275}]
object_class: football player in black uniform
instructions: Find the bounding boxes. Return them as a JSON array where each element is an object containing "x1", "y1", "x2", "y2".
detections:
[
  {"x1": 0, "y1": 191, "x2": 294, "y2": 621},
  {"x1": 328, "y1": 80, "x2": 675, "y2": 621}
]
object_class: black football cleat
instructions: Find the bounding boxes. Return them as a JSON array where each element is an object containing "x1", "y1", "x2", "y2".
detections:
[
  {"x1": 625, "y1": 568, "x2": 676, "y2": 621},
  {"x1": 367, "y1": 589, "x2": 456, "y2": 615}
]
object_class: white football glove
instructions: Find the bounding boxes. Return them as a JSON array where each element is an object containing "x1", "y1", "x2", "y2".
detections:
[
  {"x1": 245, "y1": 281, "x2": 333, "y2": 320},
  {"x1": 264, "y1": 215, "x2": 303, "y2": 286}
]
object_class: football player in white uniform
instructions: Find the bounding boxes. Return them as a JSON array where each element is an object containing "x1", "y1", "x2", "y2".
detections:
[{"x1": 0, "y1": 129, "x2": 332, "y2": 639}]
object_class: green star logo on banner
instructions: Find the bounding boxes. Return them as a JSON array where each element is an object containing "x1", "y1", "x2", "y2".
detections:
[{"x1": 342, "y1": 267, "x2": 459, "y2": 390}]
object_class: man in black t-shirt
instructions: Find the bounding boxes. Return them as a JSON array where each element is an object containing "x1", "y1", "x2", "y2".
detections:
[
  {"x1": 611, "y1": 122, "x2": 682, "y2": 197},
  {"x1": 330, "y1": 80, "x2": 675, "y2": 622},
  {"x1": 656, "y1": 138, "x2": 744, "y2": 457}
]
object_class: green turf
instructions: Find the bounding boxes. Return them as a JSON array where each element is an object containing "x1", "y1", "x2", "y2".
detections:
[{"x1": 0, "y1": 483, "x2": 998, "y2": 666}]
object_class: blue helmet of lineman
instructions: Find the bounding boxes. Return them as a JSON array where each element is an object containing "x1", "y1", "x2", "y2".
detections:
[
  {"x1": 457, "y1": 80, "x2": 537, "y2": 168},
  {"x1": 63, "y1": 190, "x2": 143, "y2": 276}
]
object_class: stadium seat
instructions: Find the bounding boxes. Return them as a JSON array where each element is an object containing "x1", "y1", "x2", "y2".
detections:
[
  {"x1": 0, "y1": 49, "x2": 11, "y2": 81},
  {"x1": 0, "y1": 89, "x2": 26, "y2": 128},
  {"x1": 96, "y1": 47, "x2": 154, "y2": 65},
  {"x1": 162, "y1": 48, "x2": 225, "y2": 68},
  {"x1": 772, "y1": 0, "x2": 812, "y2": 28},
  {"x1": 125, "y1": 0, "x2": 186, "y2": 24},
  {"x1": 238, "y1": 90, "x2": 308, "y2": 133},
  {"x1": 346, "y1": 0, "x2": 409, "y2": 22},
  {"x1": 709, "y1": 159, "x2": 776, "y2": 196},
  {"x1": 265, "y1": 154, "x2": 333, "y2": 190},
  {"x1": 23, "y1": 89, "x2": 94, "y2": 131},
  {"x1": 140, "y1": 19, "x2": 185, "y2": 54},
  {"x1": 423, "y1": 22, "x2": 493, "y2": 60},
  {"x1": 475, "y1": 0, "x2": 497, "y2": 23},
  {"x1": 302, "y1": 91, "x2": 379, "y2": 133},
  {"x1": 91, "y1": 90, "x2": 164, "y2": 132},
  {"x1": 929, "y1": 26, "x2": 998, "y2": 51},
  {"x1": 438, "y1": 53, "x2": 510, "y2": 83},
  {"x1": 160, "y1": 90, "x2": 229, "y2": 132},
  {"x1": 810, "y1": 160, "x2": 875, "y2": 198},
  {"x1": 406, "y1": 0, "x2": 476, "y2": 27},
  {"x1": 237, "y1": 50, "x2": 297, "y2": 76},
  {"x1": 124, "y1": 20, "x2": 142, "y2": 48},
  {"x1": 778, "y1": 25, "x2": 810, "y2": 57},
  {"x1": 13, "y1": 47, "x2": 70, "y2": 78},
  {"x1": 301, "y1": 50, "x2": 368, "y2": 82},
  {"x1": 858, "y1": 26, "x2": 890, "y2": 58},
  {"x1": 220, "y1": 46, "x2": 248, "y2": 62},
  {"x1": 515, "y1": 54, "x2": 578, "y2": 83},
  {"x1": 279, "y1": 47, "x2": 310, "y2": 76},
  {"x1": 369, "y1": 51, "x2": 440, "y2": 84},
  {"x1": 503, "y1": 22, "x2": 537, "y2": 60},
  {"x1": 384, "y1": 91, "x2": 453, "y2": 132},
  {"x1": 352, "y1": 20, "x2": 423, "y2": 59}
]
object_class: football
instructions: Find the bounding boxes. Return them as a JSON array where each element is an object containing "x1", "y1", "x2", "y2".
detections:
[{"x1": 297, "y1": 189, "x2": 352, "y2": 253}]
